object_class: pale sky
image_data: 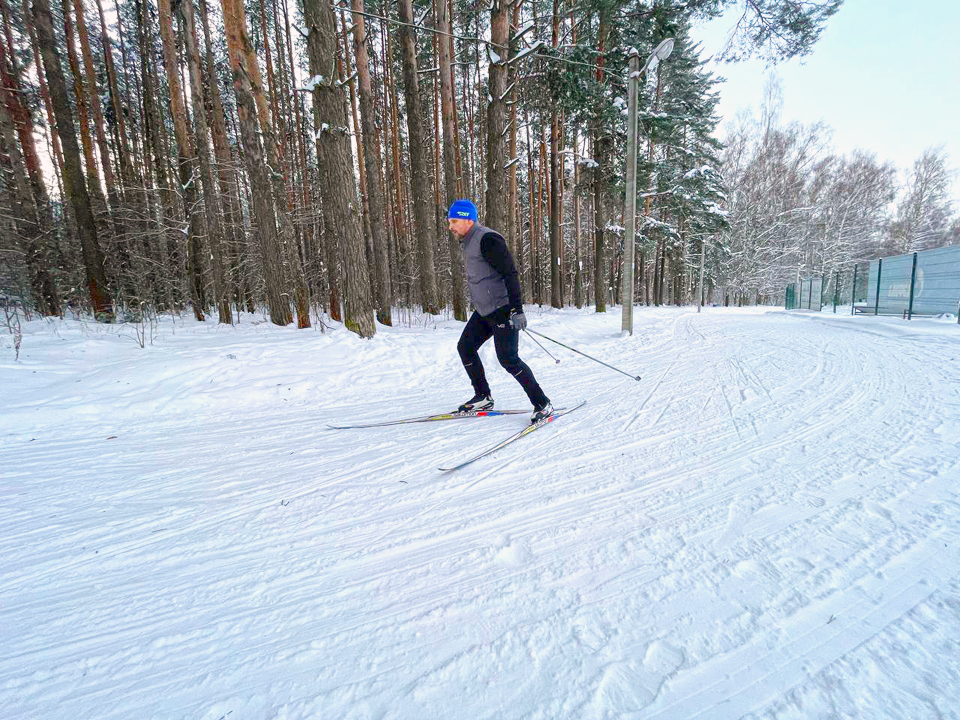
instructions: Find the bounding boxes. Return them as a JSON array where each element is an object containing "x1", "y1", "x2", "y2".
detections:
[{"x1": 691, "y1": 0, "x2": 960, "y2": 204}]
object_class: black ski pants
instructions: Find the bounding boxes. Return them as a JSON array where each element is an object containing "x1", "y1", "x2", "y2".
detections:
[{"x1": 457, "y1": 308, "x2": 549, "y2": 408}]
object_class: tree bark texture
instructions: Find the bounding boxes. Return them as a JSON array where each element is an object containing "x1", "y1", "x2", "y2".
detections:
[
  {"x1": 31, "y1": 0, "x2": 112, "y2": 319},
  {"x1": 198, "y1": 0, "x2": 245, "y2": 310},
  {"x1": 220, "y1": 0, "x2": 292, "y2": 325},
  {"x1": 435, "y1": 0, "x2": 466, "y2": 320},
  {"x1": 591, "y1": 13, "x2": 609, "y2": 312},
  {"x1": 352, "y1": 0, "x2": 394, "y2": 325},
  {"x1": 484, "y1": 0, "x2": 509, "y2": 235},
  {"x1": 396, "y1": 0, "x2": 440, "y2": 314},
  {"x1": 304, "y1": 0, "x2": 374, "y2": 336},
  {"x1": 0, "y1": 7, "x2": 60, "y2": 314},
  {"x1": 158, "y1": 0, "x2": 206, "y2": 321},
  {"x1": 180, "y1": 0, "x2": 233, "y2": 323},
  {"x1": 236, "y1": 0, "x2": 310, "y2": 328},
  {"x1": 0, "y1": 81, "x2": 60, "y2": 314}
]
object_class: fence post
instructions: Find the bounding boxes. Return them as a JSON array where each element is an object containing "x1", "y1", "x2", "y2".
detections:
[
  {"x1": 851, "y1": 265, "x2": 858, "y2": 315},
  {"x1": 833, "y1": 270, "x2": 839, "y2": 313},
  {"x1": 874, "y1": 258, "x2": 882, "y2": 315},
  {"x1": 907, "y1": 252, "x2": 918, "y2": 320}
]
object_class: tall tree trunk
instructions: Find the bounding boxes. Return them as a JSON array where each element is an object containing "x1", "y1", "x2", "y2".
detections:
[
  {"x1": 281, "y1": 0, "x2": 315, "y2": 307},
  {"x1": 71, "y1": 0, "x2": 124, "y2": 243},
  {"x1": 236, "y1": 0, "x2": 309, "y2": 328},
  {"x1": 431, "y1": 41, "x2": 447, "y2": 309},
  {"x1": 524, "y1": 104, "x2": 535, "y2": 299},
  {"x1": 31, "y1": 0, "x2": 112, "y2": 319},
  {"x1": 24, "y1": 0, "x2": 64, "y2": 182},
  {"x1": 94, "y1": 0, "x2": 134, "y2": 189},
  {"x1": 447, "y1": 0, "x2": 464, "y2": 198},
  {"x1": 643, "y1": 72, "x2": 660, "y2": 308},
  {"x1": 385, "y1": 23, "x2": 408, "y2": 303},
  {"x1": 220, "y1": 0, "x2": 292, "y2": 325},
  {"x1": 257, "y1": 0, "x2": 280, "y2": 140},
  {"x1": 61, "y1": 0, "x2": 108, "y2": 229},
  {"x1": 574, "y1": 131, "x2": 584, "y2": 308},
  {"x1": 485, "y1": 0, "x2": 509, "y2": 235},
  {"x1": 352, "y1": 0, "x2": 393, "y2": 325},
  {"x1": 158, "y1": 0, "x2": 206, "y2": 321},
  {"x1": 538, "y1": 129, "x2": 547, "y2": 304},
  {"x1": 591, "y1": 12, "x2": 609, "y2": 312},
  {"x1": 435, "y1": 0, "x2": 465, "y2": 320},
  {"x1": 0, "y1": 77, "x2": 60, "y2": 314},
  {"x1": 112, "y1": 0, "x2": 146, "y2": 183},
  {"x1": 0, "y1": 2, "x2": 60, "y2": 314},
  {"x1": 506, "y1": 0, "x2": 520, "y2": 259},
  {"x1": 396, "y1": 0, "x2": 439, "y2": 314},
  {"x1": 199, "y1": 0, "x2": 244, "y2": 311},
  {"x1": 92, "y1": 0, "x2": 139, "y2": 300},
  {"x1": 339, "y1": 4, "x2": 378, "y2": 315},
  {"x1": 304, "y1": 0, "x2": 374, "y2": 336},
  {"x1": 549, "y1": 0, "x2": 563, "y2": 308},
  {"x1": 139, "y1": 0, "x2": 179, "y2": 310},
  {"x1": 180, "y1": 0, "x2": 232, "y2": 323}
]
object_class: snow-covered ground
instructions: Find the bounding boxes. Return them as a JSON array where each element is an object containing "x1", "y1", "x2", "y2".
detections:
[{"x1": 1, "y1": 305, "x2": 959, "y2": 719}]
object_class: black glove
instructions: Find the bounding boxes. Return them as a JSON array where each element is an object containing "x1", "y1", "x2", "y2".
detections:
[{"x1": 509, "y1": 310, "x2": 527, "y2": 330}]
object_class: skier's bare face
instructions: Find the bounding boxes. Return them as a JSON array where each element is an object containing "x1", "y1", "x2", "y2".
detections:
[{"x1": 448, "y1": 218, "x2": 474, "y2": 237}]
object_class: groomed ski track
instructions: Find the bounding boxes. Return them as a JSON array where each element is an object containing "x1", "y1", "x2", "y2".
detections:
[{"x1": 1, "y1": 306, "x2": 958, "y2": 718}]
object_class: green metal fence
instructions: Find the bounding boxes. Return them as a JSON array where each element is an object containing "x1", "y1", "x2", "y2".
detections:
[
  {"x1": 784, "y1": 244, "x2": 960, "y2": 322},
  {"x1": 785, "y1": 277, "x2": 822, "y2": 311},
  {"x1": 858, "y1": 245, "x2": 960, "y2": 319}
]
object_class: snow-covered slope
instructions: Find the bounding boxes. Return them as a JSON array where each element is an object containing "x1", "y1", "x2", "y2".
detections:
[{"x1": 1, "y1": 306, "x2": 958, "y2": 718}]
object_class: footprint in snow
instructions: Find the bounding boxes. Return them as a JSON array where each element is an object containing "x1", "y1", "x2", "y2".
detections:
[
  {"x1": 863, "y1": 500, "x2": 897, "y2": 527},
  {"x1": 796, "y1": 492, "x2": 826, "y2": 509},
  {"x1": 593, "y1": 640, "x2": 684, "y2": 714},
  {"x1": 494, "y1": 537, "x2": 533, "y2": 567}
]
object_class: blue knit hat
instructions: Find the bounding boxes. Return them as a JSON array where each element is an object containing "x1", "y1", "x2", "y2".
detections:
[{"x1": 448, "y1": 199, "x2": 478, "y2": 221}]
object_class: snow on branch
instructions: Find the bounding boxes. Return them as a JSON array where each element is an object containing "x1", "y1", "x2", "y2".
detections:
[
  {"x1": 683, "y1": 165, "x2": 716, "y2": 180},
  {"x1": 299, "y1": 75, "x2": 325, "y2": 92},
  {"x1": 507, "y1": 40, "x2": 546, "y2": 65},
  {"x1": 514, "y1": 21, "x2": 535, "y2": 40}
]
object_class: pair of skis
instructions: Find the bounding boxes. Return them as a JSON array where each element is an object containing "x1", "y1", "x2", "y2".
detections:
[{"x1": 328, "y1": 402, "x2": 586, "y2": 471}]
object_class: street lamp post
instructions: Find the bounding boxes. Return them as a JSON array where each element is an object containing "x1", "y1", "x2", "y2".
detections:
[{"x1": 622, "y1": 38, "x2": 674, "y2": 335}]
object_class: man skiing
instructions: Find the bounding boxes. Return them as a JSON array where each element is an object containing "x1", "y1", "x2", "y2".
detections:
[{"x1": 447, "y1": 199, "x2": 553, "y2": 424}]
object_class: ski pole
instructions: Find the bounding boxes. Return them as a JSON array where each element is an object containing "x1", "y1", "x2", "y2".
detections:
[
  {"x1": 523, "y1": 329, "x2": 560, "y2": 364},
  {"x1": 525, "y1": 328, "x2": 642, "y2": 381}
]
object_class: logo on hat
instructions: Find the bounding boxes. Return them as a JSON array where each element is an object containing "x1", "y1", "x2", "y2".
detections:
[{"x1": 448, "y1": 199, "x2": 478, "y2": 221}]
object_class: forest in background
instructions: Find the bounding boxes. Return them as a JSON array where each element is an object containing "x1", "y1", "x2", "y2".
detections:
[{"x1": 0, "y1": 0, "x2": 957, "y2": 337}]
